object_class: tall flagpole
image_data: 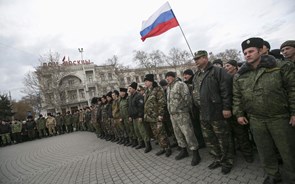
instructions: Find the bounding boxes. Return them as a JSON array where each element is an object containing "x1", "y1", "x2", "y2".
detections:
[{"x1": 170, "y1": 7, "x2": 194, "y2": 58}]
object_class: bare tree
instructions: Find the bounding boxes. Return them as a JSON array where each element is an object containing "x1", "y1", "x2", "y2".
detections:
[
  {"x1": 166, "y1": 48, "x2": 192, "y2": 72},
  {"x1": 209, "y1": 49, "x2": 242, "y2": 63},
  {"x1": 133, "y1": 50, "x2": 165, "y2": 74}
]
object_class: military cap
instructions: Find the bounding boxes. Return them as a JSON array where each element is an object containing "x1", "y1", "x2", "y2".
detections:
[
  {"x1": 213, "y1": 59, "x2": 223, "y2": 67},
  {"x1": 241, "y1": 37, "x2": 264, "y2": 51},
  {"x1": 193, "y1": 50, "x2": 208, "y2": 60},
  {"x1": 129, "y1": 82, "x2": 138, "y2": 89},
  {"x1": 280, "y1": 40, "x2": 295, "y2": 50},
  {"x1": 119, "y1": 87, "x2": 128, "y2": 93},
  {"x1": 165, "y1": 71, "x2": 176, "y2": 78},
  {"x1": 144, "y1": 74, "x2": 154, "y2": 82},
  {"x1": 183, "y1": 69, "x2": 194, "y2": 76}
]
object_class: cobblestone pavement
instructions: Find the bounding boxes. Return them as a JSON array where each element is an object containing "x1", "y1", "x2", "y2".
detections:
[{"x1": 0, "y1": 132, "x2": 266, "y2": 184}]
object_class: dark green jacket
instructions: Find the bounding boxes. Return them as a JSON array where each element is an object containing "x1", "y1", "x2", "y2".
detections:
[{"x1": 233, "y1": 55, "x2": 295, "y2": 119}]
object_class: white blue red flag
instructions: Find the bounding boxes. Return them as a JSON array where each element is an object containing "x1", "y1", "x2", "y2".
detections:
[{"x1": 140, "y1": 2, "x2": 179, "y2": 42}]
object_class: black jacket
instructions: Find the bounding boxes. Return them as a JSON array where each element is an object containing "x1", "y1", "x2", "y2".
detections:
[
  {"x1": 192, "y1": 62, "x2": 233, "y2": 121},
  {"x1": 128, "y1": 92, "x2": 144, "y2": 119}
]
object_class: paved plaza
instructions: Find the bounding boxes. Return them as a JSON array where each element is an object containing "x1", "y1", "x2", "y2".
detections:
[{"x1": 0, "y1": 132, "x2": 266, "y2": 184}]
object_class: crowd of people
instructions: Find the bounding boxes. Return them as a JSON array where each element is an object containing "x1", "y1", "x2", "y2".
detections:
[{"x1": 1, "y1": 38, "x2": 294, "y2": 184}]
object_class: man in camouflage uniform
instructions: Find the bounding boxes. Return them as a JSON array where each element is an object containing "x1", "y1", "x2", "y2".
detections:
[
  {"x1": 112, "y1": 90, "x2": 125, "y2": 143},
  {"x1": 192, "y1": 50, "x2": 234, "y2": 174},
  {"x1": 106, "y1": 92, "x2": 115, "y2": 141},
  {"x1": 224, "y1": 60, "x2": 254, "y2": 163},
  {"x1": 233, "y1": 37, "x2": 295, "y2": 184},
  {"x1": 26, "y1": 115, "x2": 36, "y2": 140},
  {"x1": 119, "y1": 87, "x2": 131, "y2": 146},
  {"x1": 128, "y1": 82, "x2": 146, "y2": 149},
  {"x1": 91, "y1": 97, "x2": 102, "y2": 138},
  {"x1": 11, "y1": 120, "x2": 22, "y2": 143},
  {"x1": 55, "y1": 112, "x2": 64, "y2": 134},
  {"x1": 36, "y1": 114, "x2": 47, "y2": 138},
  {"x1": 64, "y1": 111, "x2": 73, "y2": 133},
  {"x1": 84, "y1": 107, "x2": 92, "y2": 131},
  {"x1": 183, "y1": 69, "x2": 206, "y2": 148},
  {"x1": 280, "y1": 40, "x2": 295, "y2": 62},
  {"x1": 166, "y1": 72, "x2": 201, "y2": 166},
  {"x1": 46, "y1": 113, "x2": 56, "y2": 136},
  {"x1": 144, "y1": 74, "x2": 172, "y2": 156}
]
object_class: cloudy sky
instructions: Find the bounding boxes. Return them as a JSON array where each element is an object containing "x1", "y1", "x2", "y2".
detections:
[{"x1": 0, "y1": 0, "x2": 294, "y2": 101}]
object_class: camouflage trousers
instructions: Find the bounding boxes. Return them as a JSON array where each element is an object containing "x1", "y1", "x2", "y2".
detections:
[
  {"x1": 228, "y1": 117, "x2": 253, "y2": 158},
  {"x1": 170, "y1": 112, "x2": 198, "y2": 150},
  {"x1": 133, "y1": 118, "x2": 150, "y2": 142},
  {"x1": 92, "y1": 122, "x2": 101, "y2": 136},
  {"x1": 47, "y1": 124, "x2": 56, "y2": 135},
  {"x1": 1, "y1": 133, "x2": 11, "y2": 144},
  {"x1": 113, "y1": 118, "x2": 125, "y2": 138},
  {"x1": 149, "y1": 121, "x2": 170, "y2": 149},
  {"x1": 201, "y1": 120, "x2": 234, "y2": 168},
  {"x1": 122, "y1": 117, "x2": 131, "y2": 138},
  {"x1": 128, "y1": 118, "x2": 136, "y2": 139},
  {"x1": 249, "y1": 116, "x2": 295, "y2": 183},
  {"x1": 38, "y1": 128, "x2": 47, "y2": 137}
]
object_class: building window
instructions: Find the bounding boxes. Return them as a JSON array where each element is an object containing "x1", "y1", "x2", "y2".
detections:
[
  {"x1": 108, "y1": 73, "x2": 112, "y2": 80},
  {"x1": 88, "y1": 87, "x2": 95, "y2": 98},
  {"x1": 79, "y1": 89, "x2": 85, "y2": 99},
  {"x1": 68, "y1": 90, "x2": 77, "y2": 101},
  {"x1": 68, "y1": 80, "x2": 74, "y2": 86},
  {"x1": 140, "y1": 76, "x2": 144, "y2": 82},
  {"x1": 127, "y1": 77, "x2": 131, "y2": 84},
  {"x1": 100, "y1": 73, "x2": 105, "y2": 81},
  {"x1": 135, "y1": 76, "x2": 139, "y2": 83},
  {"x1": 120, "y1": 78, "x2": 125, "y2": 85},
  {"x1": 88, "y1": 76, "x2": 93, "y2": 83}
]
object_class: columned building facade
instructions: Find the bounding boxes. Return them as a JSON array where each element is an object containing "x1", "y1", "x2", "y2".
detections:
[{"x1": 37, "y1": 61, "x2": 195, "y2": 115}]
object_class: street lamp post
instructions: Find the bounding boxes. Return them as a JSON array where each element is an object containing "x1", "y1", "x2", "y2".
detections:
[{"x1": 78, "y1": 48, "x2": 90, "y2": 106}]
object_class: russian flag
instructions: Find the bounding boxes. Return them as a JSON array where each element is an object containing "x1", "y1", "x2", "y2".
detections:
[{"x1": 140, "y1": 2, "x2": 179, "y2": 42}]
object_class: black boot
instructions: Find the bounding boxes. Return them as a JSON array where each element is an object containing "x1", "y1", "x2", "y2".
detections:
[
  {"x1": 144, "y1": 141, "x2": 152, "y2": 153},
  {"x1": 175, "y1": 147, "x2": 189, "y2": 160},
  {"x1": 124, "y1": 138, "x2": 129, "y2": 146},
  {"x1": 135, "y1": 141, "x2": 145, "y2": 149},
  {"x1": 191, "y1": 150, "x2": 201, "y2": 166},
  {"x1": 156, "y1": 149, "x2": 165, "y2": 156},
  {"x1": 127, "y1": 139, "x2": 133, "y2": 147},
  {"x1": 165, "y1": 148, "x2": 172, "y2": 157},
  {"x1": 132, "y1": 139, "x2": 138, "y2": 147}
]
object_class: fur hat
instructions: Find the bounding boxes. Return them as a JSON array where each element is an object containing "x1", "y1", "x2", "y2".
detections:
[
  {"x1": 119, "y1": 87, "x2": 128, "y2": 93},
  {"x1": 165, "y1": 71, "x2": 176, "y2": 78},
  {"x1": 213, "y1": 59, "x2": 223, "y2": 67},
  {"x1": 106, "y1": 91, "x2": 112, "y2": 98},
  {"x1": 241, "y1": 37, "x2": 264, "y2": 51},
  {"x1": 113, "y1": 90, "x2": 119, "y2": 96},
  {"x1": 129, "y1": 82, "x2": 138, "y2": 89},
  {"x1": 226, "y1": 60, "x2": 238, "y2": 68},
  {"x1": 183, "y1": 69, "x2": 194, "y2": 76},
  {"x1": 263, "y1": 40, "x2": 271, "y2": 50},
  {"x1": 159, "y1": 79, "x2": 168, "y2": 87},
  {"x1": 144, "y1": 74, "x2": 154, "y2": 82}
]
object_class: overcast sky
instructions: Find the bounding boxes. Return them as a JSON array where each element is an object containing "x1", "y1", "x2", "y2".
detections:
[{"x1": 0, "y1": 0, "x2": 294, "y2": 101}]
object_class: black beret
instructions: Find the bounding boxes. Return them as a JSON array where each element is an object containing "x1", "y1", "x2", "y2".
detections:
[
  {"x1": 241, "y1": 37, "x2": 264, "y2": 51},
  {"x1": 129, "y1": 82, "x2": 138, "y2": 89},
  {"x1": 144, "y1": 74, "x2": 154, "y2": 82},
  {"x1": 165, "y1": 71, "x2": 176, "y2": 78},
  {"x1": 280, "y1": 40, "x2": 295, "y2": 50},
  {"x1": 183, "y1": 69, "x2": 194, "y2": 76}
]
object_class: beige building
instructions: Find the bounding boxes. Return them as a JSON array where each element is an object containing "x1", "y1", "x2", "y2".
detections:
[{"x1": 37, "y1": 60, "x2": 194, "y2": 115}]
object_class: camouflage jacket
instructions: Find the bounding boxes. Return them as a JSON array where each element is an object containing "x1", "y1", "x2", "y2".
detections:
[
  {"x1": 36, "y1": 117, "x2": 46, "y2": 129},
  {"x1": 55, "y1": 115, "x2": 64, "y2": 126},
  {"x1": 112, "y1": 99, "x2": 120, "y2": 119},
  {"x1": 46, "y1": 116, "x2": 56, "y2": 126},
  {"x1": 144, "y1": 83, "x2": 165, "y2": 123},
  {"x1": 233, "y1": 55, "x2": 295, "y2": 119},
  {"x1": 101, "y1": 103, "x2": 108, "y2": 122},
  {"x1": 85, "y1": 110, "x2": 91, "y2": 123},
  {"x1": 11, "y1": 121, "x2": 22, "y2": 133},
  {"x1": 192, "y1": 62, "x2": 232, "y2": 121},
  {"x1": 167, "y1": 78, "x2": 192, "y2": 114},
  {"x1": 64, "y1": 114, "x2": 72, "y2": 125},
  {"x1": 119, "y1": 97, "x2": 129, "y2": 119}
]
